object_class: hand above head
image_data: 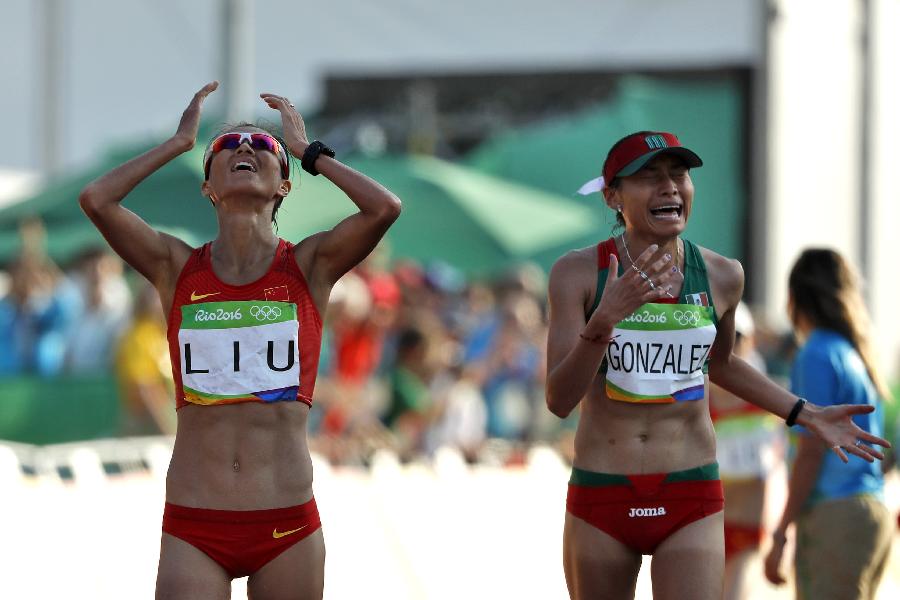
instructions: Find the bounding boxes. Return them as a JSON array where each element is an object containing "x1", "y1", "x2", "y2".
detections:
[
  {"x1": 260, "y1": 93, "x2": 309, "y2": 157},
  {"x1": 173, "y1": 81, "x2": 219, "y2": 150},
  {"x1": 803, "y1": 403, "x2": 890, "y2": 463},
  {"x1": 587, "y1": 245, "x2": 675, "y2": 335}
]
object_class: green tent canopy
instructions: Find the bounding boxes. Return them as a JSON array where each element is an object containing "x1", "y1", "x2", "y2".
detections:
[
  {"x1": 0, "y1": 145, "x2": 609, "y2": 275},
  {"x1": 466, "y1": 75, "x2": 748, "y2": 261},
  {"x1": 279, "y1": 155, "x2": 607, "y2": 275},
  {"x1": 0, "y1": 144, "x2": 211, "y2": 265}
]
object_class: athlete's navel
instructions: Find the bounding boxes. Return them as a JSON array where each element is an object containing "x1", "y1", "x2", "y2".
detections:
[
  {"x1": 637, "y1": 433, "x2": 649, "y2": 443},
  {"x1": 232, "y1": 459, "x2": 240, "y2": 472}
]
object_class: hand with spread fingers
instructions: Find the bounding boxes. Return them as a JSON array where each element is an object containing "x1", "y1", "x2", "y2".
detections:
[
  {"x1": 174, "y1": 81, "x2": 219, "y2": 150},
  {"x1": 260, "y1": 93, "x2": 309, "y2": 156},
  {"x1": 587, "y1": 244, "x2": 675, "y2": 335},
  {"x1": 805, "y1": 404, "x2": 889, "y2": 463}
]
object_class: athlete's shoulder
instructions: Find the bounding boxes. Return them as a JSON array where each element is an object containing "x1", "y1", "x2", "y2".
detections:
[
  {"x1": 695, "y1": 244, "x2": 743, "y2": 307},
  {"x1": 290, "y1": 232, "x2": 326, "y2": 274},
  {"x1": 696, "y1": 245, "x2": 743, "y2": 283},
  {"x1": 550, "y1": 244, "x2": 601, "y2": 284},
  {"x1": 164, "y1": 238, "x2": 204, "y2": 289}
]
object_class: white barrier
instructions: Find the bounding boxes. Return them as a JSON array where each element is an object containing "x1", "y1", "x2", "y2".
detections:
[{"x1": 1, "y1": 438, "x2": 898, "y2": 599}]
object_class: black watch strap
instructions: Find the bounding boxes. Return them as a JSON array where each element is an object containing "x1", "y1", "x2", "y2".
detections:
[
  {"x1": 301, "y1": 140, "x2": 335, "y2": 176},
  {"x1": 785, "y1": 397, "x2": 807, "y2": 427}
]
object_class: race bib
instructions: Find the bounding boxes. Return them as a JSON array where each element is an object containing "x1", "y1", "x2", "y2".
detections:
[
  {"x1": 605, "y1": 303, "x2": 717, "y2": 403},
  {"x1": 714, "y1": 414, "x2": 781, "y2": 479},
  {"x1": 178, "y1": 301, "x2": 300, "y2": 405}
]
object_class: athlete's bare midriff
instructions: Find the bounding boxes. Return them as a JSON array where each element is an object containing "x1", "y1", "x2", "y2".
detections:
[
  {"x1": 572, "y1": 376, "x2": 717, "y2": 475},
  {"x1": 165, "y1": 401, "x2": 313, "y2": 510}
]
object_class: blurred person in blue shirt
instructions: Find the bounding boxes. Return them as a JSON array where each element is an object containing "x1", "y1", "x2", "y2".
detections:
[
  {"x1": 0, "y1": 221, "x2": 79, "y2": 376},
  {"x1": 64, "y1": 247, "x2": 132, "y2": 373},
  {"x1": 765, "y1": 249, "x2": 894, "y2": 600}
]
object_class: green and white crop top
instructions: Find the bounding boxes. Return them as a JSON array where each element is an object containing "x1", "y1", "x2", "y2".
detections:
[{"x1": 586, "y1": 237, "x2": 718, "y2": 404}]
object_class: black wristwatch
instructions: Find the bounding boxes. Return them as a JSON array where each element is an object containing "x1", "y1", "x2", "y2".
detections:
[{"x1": 301, "y1": 140, "x2": 335, "y2": 176}]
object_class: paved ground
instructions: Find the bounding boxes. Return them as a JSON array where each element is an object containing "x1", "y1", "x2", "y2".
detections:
[{"x1": 4, "y1": 443, "x2": 899, "y2": 598}]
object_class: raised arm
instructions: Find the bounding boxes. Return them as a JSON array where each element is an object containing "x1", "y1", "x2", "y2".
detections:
[
  {"x1": 261, "y1": 94, "x2": 402, "y2": 286},
  {"x1": 546, "y1": 246, "x2": 672, "y2": 418},
  {"x1": 79, "y1": 82, "x2": 218, "y2": 291},
  {"x1": 705, "y1": 254, "x2": 889, "y2": 461}
]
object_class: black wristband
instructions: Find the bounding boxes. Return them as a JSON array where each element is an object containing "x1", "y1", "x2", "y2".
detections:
[
  {"x1": 785, "y1": 397, "x2": 807, "y2": 427},
  {"x1": 301, "y1": 140, "x2": 335, "y2": 176}
]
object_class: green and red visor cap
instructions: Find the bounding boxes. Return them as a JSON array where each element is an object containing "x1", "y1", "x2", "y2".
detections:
[{"x1": 577, "y1": 131, "x2": 703, "y2": 195}]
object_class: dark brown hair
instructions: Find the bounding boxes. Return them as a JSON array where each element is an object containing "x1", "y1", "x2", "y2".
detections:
[{"x1": 788, "y1": 248, "x2": 891, "y2": 400}]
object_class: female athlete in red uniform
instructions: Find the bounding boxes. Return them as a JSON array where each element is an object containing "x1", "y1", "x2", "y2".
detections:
[
  {"x1": 546, "y1": 131, "x2": 889, "y2": 600},
  {"x1": 80, "y1": 82, "x2": 401, "y2": 599}
]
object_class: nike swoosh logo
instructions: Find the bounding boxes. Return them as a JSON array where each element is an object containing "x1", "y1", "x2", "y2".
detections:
[
  {"x1": 272, "y1": 525, "x2": 308, "y2": 539},
  {"x1": 190, "y1": 291, "x2": 221, "y2": 301}
]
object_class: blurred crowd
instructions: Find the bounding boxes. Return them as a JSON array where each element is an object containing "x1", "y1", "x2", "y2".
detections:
[
  {"x1": 2, "y1": 222, "x2": 892, "y2": 477},
  {"x1": 0, "y1": 220, "x2": 577, "y2": 463},
  {"x1": 309, "y1": 245, "x2": 568, "y2": 466}
]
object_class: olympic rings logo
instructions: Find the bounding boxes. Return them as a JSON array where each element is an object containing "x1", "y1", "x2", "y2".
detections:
[
  {"x1": 673, "y1": 310, "x2": 701, "y2": 326},
  {"x1": 250, "y1": 305, "x2": 282, "y2": 321}
]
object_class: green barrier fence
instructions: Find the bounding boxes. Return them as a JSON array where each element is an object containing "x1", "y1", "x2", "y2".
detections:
[
  {"x1": 0, "y1": 375, "x2": 120, "y2": 444},
  {"x1": 1, "y1": 376, "x2": 897, "y2": 447}
]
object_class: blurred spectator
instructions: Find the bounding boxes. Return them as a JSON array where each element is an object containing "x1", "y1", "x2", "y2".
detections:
[
  {"x1": 114, "y1": 281, "x2": 175, "y2": 435},
  {"x1": 427, "y1": 358, "x2": 488, "y2": 462},
  {"x1": 383, "y1": 326, "x2": 434, "y2": 459},
  {"x1": 709, "y1": 302, "x2": 784, "y2": 600},
  {"x1": 64, "y1": 247, "x2": 132, "y2": 374},
  {"x1": 330, "y1": 270, "x2": 382, "y2": 384},
  {"x1": 320, "y1": 271, "x2": 380, "y2": 438},
  {"x1": 0, "y1": 220, "x2": 79, "y2": 376},
  {"x1": 311, "y1": 267, "x2": 398, "y2": 465},
  {"x1": 764, "y1": 249, "x2": 894, "y2": 599},
  {"x1": 479, "y1": 291, "x2": 544, "y2": 440}
]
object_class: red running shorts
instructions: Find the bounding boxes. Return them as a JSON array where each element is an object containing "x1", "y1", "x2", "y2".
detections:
[
  {"x1": 162, "y1": 497, "x2": 321, "y2": 578},
  {"x1": 566, "y1": 463, "x2": 724, "y2": 555}
]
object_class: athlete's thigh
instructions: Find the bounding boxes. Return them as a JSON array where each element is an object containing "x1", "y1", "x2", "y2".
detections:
[
  {"x1": 156, "y1": 533, "x2": 232, "y2": 600},
  {"x1": 564, "y1": 512, "x2": 642, "y2": 600},
  {"x1": 247, "y1": 528, "x2": 325, "y2": 600},
  {"x1": 650, "y1": 511, "x2": 724, "y2": 600},
  {"x1": 722, "y1": 550, "x2": 755, "y2": 600}
]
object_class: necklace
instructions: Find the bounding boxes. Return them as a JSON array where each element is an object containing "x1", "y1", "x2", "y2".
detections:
[{"x1": 621, "y1": 232, "x2": 682, "y2": 298}]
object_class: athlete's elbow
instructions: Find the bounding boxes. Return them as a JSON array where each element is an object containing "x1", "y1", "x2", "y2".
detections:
[
  {"x1": 546, "y1": 390, "x2": 573, "y2": 419},
  {"x1": 380, "y1": 193, "x2": 402, "y2": 223},
  {"x1": 706, "y1": 359, "x2": 734, "y2": 389},
  {"x1": 78, "y1": 184, "x2": 100, "y2": 217}
]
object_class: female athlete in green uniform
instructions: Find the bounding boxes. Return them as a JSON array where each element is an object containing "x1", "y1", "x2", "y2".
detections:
[{"x1": 546, "y1": 131, "x2": 889, "y2": 600}]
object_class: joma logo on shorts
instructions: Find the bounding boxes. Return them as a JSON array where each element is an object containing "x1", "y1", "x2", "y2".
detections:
[{"x1": 628, "y1": 507, "x2": 667, "y2": 517}]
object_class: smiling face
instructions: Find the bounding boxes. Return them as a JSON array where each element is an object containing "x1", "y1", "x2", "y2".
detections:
[
  {"x1": 201, "y1": 126, "x2": 290, "y2": 207},
  {"x1": 604, "y1": 153, "x2": 694, "y2": 238}
]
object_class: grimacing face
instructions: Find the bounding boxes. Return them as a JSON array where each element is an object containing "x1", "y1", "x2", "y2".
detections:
[{"x1": 606, "y1": 153, "x2": 694, "y2": 237}]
